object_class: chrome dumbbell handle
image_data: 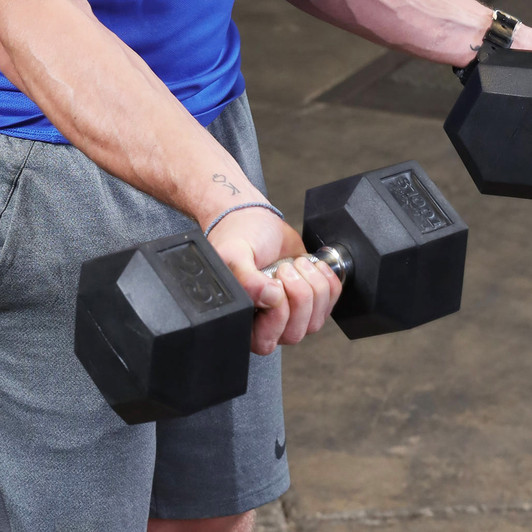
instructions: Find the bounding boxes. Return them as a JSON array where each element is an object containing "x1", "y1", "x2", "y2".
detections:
[{"x1": 261, "y1": 244, "x2": 353, "y2": 285}]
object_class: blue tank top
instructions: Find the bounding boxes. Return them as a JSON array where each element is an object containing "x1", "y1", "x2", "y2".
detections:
[{"x1": 0, "y1": 0, "x2": 244, "y2": 143}]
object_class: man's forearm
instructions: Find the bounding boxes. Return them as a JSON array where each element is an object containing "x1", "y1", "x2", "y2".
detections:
[
  {"x1": 0, "y1": 0, "x2": 266, "y2": 230},
  {"x1": 286, "y1": 0, "x2": 532, "y2": 66}
]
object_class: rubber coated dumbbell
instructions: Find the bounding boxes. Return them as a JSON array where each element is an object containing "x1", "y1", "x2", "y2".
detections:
[
  {"x1": 75, "y1": 161, "x2": 468, "y2": 424},
  {"x1": 445, "y1": 11, "x2": 532, "y2": 199}
]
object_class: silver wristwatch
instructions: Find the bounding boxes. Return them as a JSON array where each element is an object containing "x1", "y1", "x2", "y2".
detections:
[{"x1": 453, "y1": 10, "x2": 522, "y2": 85}]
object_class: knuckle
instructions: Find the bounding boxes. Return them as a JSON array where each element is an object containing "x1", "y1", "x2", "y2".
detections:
[
  {"x1": 255, "y1": 340, "x2": 278, "y2": 356},
  {"x1": 283, "y1": 281, "x2": 313, "y2": 308},
  {"x1": 296, "y1": 287, "x2": 314, "y2": 308},
  {"x1": 333, "y1": 281, "x2": 343, "y2": 298},
  {"x1": 280, "y1": 329, "x2": 306, "y2": 345},
  {"x1": 307, "y1": 317, "x2": 325, "y2": 335},
  {"x1": 279, "y1": 321, "x2": 308, "y2": 345},
  {"x1": 310, "y1": 276, "x2": 329, "y2": 297}
]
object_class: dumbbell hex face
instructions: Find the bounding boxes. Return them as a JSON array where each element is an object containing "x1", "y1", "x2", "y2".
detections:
[
  {"x1": 302, "y1": 161, "x2": 468, "y2": 339},
  {"x1": 75, "y1": 231, "x2": 254, "y2": 425},
  {"x1": 445, "y1": 48, "x2": 532, "y2": 199}
]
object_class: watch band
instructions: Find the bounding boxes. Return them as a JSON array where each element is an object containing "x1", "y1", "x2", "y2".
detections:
[
  {"x1": 485, "y1": 10, "x2": 521, "y2": 48},
  {"x1": 453, "y1": 10, "x2": 522, "y2": 85}
]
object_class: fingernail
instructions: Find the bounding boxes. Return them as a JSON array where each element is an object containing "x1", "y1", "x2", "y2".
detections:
[
  {"x1": 280, "y1": 263, "x2": 301, "y2": 280},
  {"x1": 258, "y1": 280, "x2": 283, "y2": 308},
  {"x1": 316, "y1": 261, "x2": 335, "y2": 278},
  {"x1": 297, "y1": 258, "x2": 316, "y2": 273}
]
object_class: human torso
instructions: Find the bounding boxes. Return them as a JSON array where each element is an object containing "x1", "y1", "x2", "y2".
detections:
[{"x1": 0, "y1": 0, "x2": 244, "y2": 143}]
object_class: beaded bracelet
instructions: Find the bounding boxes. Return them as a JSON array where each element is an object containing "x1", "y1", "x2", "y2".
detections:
[{"x1": 203, "y1": 202, "x2": 285, "y2": 238}]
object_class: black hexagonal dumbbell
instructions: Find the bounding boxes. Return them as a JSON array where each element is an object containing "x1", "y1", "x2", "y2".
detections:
[
  {"x1": 76, "y1": 233, "x2": 255, "y2": 425},
  {"x1": 75, "y1": 161, "x2": 468, "y2": 425},
  {"x1": 445, "y1": 43, "x2": 532, "y2": 199},
  {"x1": 301, "y1": 160, "x2": 468, "y2": 339}
]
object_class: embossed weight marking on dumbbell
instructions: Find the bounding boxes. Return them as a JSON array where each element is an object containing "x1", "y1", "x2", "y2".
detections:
[
  {"x1": 381, "y1": 170, "x2": 451, "y2": 234},
  {"x1": 159, "y1": 242, "x2": 232, "y2": 312}
]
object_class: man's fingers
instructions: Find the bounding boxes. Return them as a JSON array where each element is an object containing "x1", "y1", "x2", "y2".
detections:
[
  {"x1": 215, "y1": 239, "x2": 341, "y2": 355},
  {"x1": 315, "y1": 260, "x2": 343, "y2": 315},
  {"x1": 252, "y1": 258, "x2": 342, "y2": 353},
  {"x1": 292, "y1": 257, "x2": 333, "y2": 334},
  {"x1": 275, "y1": 261, "x2": 314, "y2": 344},
  {"x1": 256, "y1": 278, "x2": 284, "y2": 309},
  {"x1": 233, "y1": 268, "x2": 288, "y2": 355},
  {"x1": 217, "y1": 240, "x2": 284, "y2": 309},
  {"x1": 251, "y1": 299, "x2": 290, "y2": 355}
]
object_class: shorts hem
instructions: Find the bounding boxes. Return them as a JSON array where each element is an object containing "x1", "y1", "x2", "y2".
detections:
[{"x1": 149, "y1": 471, "x2": 290, "y2": 520}]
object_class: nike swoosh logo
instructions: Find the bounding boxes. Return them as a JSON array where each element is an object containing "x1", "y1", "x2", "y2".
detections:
[{"x1": 275, "y1": 437, "x2": 286, "y2": 459}]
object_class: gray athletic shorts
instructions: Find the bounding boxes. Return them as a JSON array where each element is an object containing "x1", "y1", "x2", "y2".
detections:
[{"x1": 0, "y1": 93, "x2": 289, "y2": 531}]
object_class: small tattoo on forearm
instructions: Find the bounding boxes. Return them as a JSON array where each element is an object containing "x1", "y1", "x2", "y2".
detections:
[
  {"x1": 212, "y1": 173, "x2": 241, "y2": 195},
  {"x1": 470, "y1": 44, "x2": 481, "y2": 52}
]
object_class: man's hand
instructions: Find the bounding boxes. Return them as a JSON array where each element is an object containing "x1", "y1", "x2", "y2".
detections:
[{"x1": 206, "y1": 206, "x2": 342, "y2": 355}]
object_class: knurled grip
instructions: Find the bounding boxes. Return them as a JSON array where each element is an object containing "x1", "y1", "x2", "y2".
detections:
[
  {"x1": 261, "y1": 244, "x2": 353, "y2": 285},
  {"x1": 261, "y1": 254, "x2": 319, "y2": 279}
]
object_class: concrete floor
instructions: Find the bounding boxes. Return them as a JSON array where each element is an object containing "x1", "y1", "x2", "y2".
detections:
[{"x1": 232, "y1": 1, "x2": 532, "y2": 531}]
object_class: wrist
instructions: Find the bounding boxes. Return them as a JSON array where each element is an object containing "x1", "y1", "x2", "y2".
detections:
[
  {"x1": 164, "y1": 137, "x2": 270, "y2": 231},
  {"x1": 203, "y1": 203, "x2": 284, "y2": 238},
  {"x1": 453, "y1": 9, "x2": 524, "y2": 84},
  {"x1": 511, "y1": 22, "x2": 532, "y2": 51},
  {"x1": 194, "y1": 183, "x2": 270, "y2": 233},
  {"x1": 448, "y1": 8, "x2": 493, "y2": 68}
]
